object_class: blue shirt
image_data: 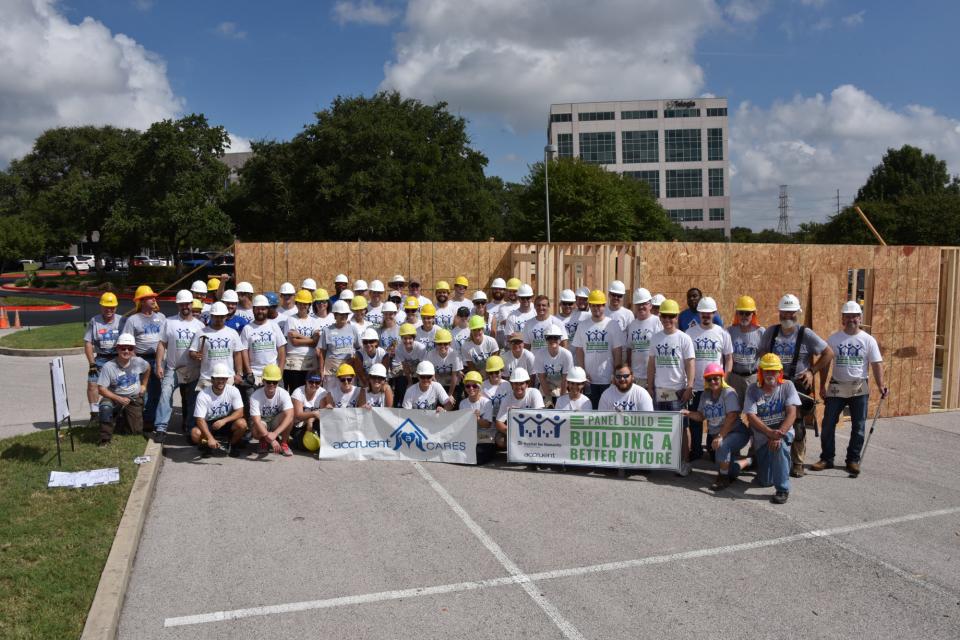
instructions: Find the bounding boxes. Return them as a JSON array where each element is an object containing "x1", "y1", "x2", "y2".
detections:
[
  {"x1": 225, "y1": 315, "x2": 250, "y2": 333},
  {"x1": 679, "y1": 309, "x2": 723, "y2": 333}
]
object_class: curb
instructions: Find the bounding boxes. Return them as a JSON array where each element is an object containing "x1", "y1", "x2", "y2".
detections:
[
  {"x1": 1, "y1": 304, "x2": 74, "y2": 311},
  {"x1": 80, "y1": 439, "x2": 163, "y2": 640},
  {"x1": 0, "y1": 346, "x2": 86, "y2": 357}
]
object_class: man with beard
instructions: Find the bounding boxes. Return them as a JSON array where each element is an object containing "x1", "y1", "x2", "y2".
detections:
[
  {"x1": 84, "y1": 292, "x2": 124, "y2": 422},
  {"x1": 625, "y1": 288, "x2": 662, "y2": 390},
  {"x1": 240, "y1": 295, "x2": 287, "y2": 385}
]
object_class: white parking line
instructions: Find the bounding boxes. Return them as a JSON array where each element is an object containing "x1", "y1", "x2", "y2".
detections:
[{"x1": 163, "y1": 504, "x2": 960, "y2": 628}]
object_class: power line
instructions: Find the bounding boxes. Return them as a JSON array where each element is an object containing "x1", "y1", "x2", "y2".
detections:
[{"x1": 777, "y1": 185, "x2": 790, "y2": 234}]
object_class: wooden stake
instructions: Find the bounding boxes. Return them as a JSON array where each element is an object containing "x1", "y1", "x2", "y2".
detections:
[{"x1": 854, "y1": 206, "x2": 887, "y2": 246}]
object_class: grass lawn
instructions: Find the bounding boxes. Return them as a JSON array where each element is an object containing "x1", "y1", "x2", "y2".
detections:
[
  {"x1": 0, "y1": 323, "x2": 86, "y2": 349},
  {"x1": 0, "y1": 426, "x2": 147, "y2": 639},
  {"x1": 0, "y1": 295, "x2": 68, "y2": 307}
]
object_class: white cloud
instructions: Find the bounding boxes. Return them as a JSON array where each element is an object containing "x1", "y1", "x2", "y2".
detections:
[
  {"x1": 215, "y1": 21, "x2": 247, "y2": 40},
  {"x1": 226, "y1": 133, "x2": 252, "y2": 153},
  {"x1": 382, "y1": 0, "x2": 723, "y2": 131},
  {"x1": 841, "y1": 10, "x2": 865, "y2": 27},
  {"x1": 0, "y1": 0, "x2": 182, "y2": 166},
  {"x1": 332, "y1": 0, "x2": 399, "y2": 26},
  {"x1": 724, "y1": 0, "x2": 770, "y2": 23},
  {"x1": 731, "y1": 85, "x2": 960, "y2": 226}
]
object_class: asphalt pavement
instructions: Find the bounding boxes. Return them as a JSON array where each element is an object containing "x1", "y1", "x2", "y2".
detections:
[{"x1": 0, "y1": 286, "x2": 180, "y2": 327}]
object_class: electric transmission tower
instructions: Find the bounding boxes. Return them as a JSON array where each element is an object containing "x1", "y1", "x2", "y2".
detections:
[{"x1": 777, "y1": 184, "x2": 791, "y2": 234}]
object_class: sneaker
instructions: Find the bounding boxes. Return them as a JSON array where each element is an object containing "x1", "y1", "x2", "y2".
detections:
[
  {"x1": 676, "y1": 462, "x2": 692, "y2": 477},
  {"x1": 810, "y1": 460, "x2": 833, "y2": 471},
  {"x1": 770, "y1": 491, "x2": 789, "y2": 504},
  {"x1": 228, "y1": 444, "x2": 242, "y2": 457},
  {"x1": 258, "y1": 440, "x2": 270, "y2": 454},
  {"x1": 280, "y1": 443, "x2": 293, "y2": 457},
  {"x1": 846, "y1": 461, "x2": 861, "y2": 476},
  {"x1": 711, "y1": 474, "x2": 731, "y2": 491},
  {"x1": 152, "y1": 431, "x2": 167, "y2": 444}
]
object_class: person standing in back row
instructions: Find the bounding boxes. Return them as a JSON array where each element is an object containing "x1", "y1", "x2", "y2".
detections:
[{"x1": 572, "y1": 290, "x2": 624, "y2": 408}]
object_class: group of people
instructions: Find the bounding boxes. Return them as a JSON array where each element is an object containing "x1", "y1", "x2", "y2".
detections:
[{"x1": 85, "y1": 273, "x2": 887, "y2": 504}]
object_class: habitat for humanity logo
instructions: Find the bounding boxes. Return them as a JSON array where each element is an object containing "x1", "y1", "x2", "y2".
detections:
[
  {"x1": 390, "y1": 418, "x2": 427, "y2": 451},
  {"x1": 513, "y1": 412, "x2": 565, "y2": 438}
]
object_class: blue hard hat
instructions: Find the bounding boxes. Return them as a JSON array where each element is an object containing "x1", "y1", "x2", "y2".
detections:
[{"x1": 265, "y1": 291, "x2": 279, "y2": 306}]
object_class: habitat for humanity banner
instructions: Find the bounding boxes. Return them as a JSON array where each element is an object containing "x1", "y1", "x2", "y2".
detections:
[
  {"x1": 320, "y1": 408, "x2": 477, "y2": 464},
  {"x1": 507, "y1": 410, "x2": 681, "y2": 470}
]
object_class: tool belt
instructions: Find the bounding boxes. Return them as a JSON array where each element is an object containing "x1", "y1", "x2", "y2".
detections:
[
  {"x1": 656, "y1": 388, "x2": 682, "y2": 402},
  {"x1": 826, "y1": 378, "x2": 867, "y2": 399}
]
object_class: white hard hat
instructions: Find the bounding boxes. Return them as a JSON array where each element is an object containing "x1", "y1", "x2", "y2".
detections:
[
  {"x1": 416, "y1": 361, "x2": 435, "y2": 376},
  {"x1": 381, "y1": 301, "x2": 398, "y2": 313},
  {"x1": 472, "y1": 290, "x2": 488, "y2": 302},
  {"x1": 191, "y1": 280, "x2": 207, "y2": 295},
  {"x1": 175, "y1": 289, "x2": 193, "y2": 304},
  {"x1": 390, "y1": 274, "x2": 406, "y2": 284},
  {"x1": 697, "y1": 296, "x2": 718, "y2": 313},
  {"x1": 566, "y1": 366, "x2": 587, "y2": 384},
  {"x1": 368, "y1": 363, "x2": 387, "y2": 378},
  {"x1": 332, "y1": 300, "x2": 350, "y2": 314},
  {"x1": 842, "y1": 300, "x2": 863, "y2": 315},
  {"x1": 301, "y1": 278, "x2": 317, "y2": 290},
  {"x1": 632, "y1": 288, "x2": 652, "y2": 305},
  {"x1": 778, "y1": 293, "x2": 802, "y2": 312},
  {"x1": 560, "y1": 288, "x2": 576, "y2": 303},
  {"x1": 279, "y1": 282, "x2": 296, "y2": 295},
  {"x1": 211, "y1": 363, "x2": 231, "y2": 379},
  {"x1": 361, "y1": 328, "x2": 379, "y2": 342},
  {"x1": 509, "y1": 367, "x2": 531, "y2": 383},
  {"x1": 252, "y1": 294, "x2": 270, "y2": 307},
  {"x1": 491, "y1": 277, "x2": 507, "y2": 289},
  {"x1": 117, "y1": 333, "x2": 136, "y2": 347},
  {"x1": 339, "y1": 289, "x2": 354, "y2": 301},
  {"x1": 221, "y1": 289, "x2": 239, "y2": 303},
  {"x1": 608, "y1": 280, "x2": 626, "y2": 295},
  {"x1": 370, "y1": 279, "x2": 385, "y2": 292},
  {"x1": 335, "y1": 274, "x2": 349, "y2": 284},
  {"x1": 650, "y1": 294, "x2": 666, "y2": 306},
  {"x1": 576, "y1": 287, "x2": 590, "y2": 298},
  {"x1": 353, "y1": 279, "x2": 368, "y2": 291},
  {"x1": 517, "y1": 284, "x2": 534, "y2": 297},
  {"x1": 210, "y1": 301, "x2": 228, "y2": 316},
  {"x1": 236, "y1": 281, "x2": 254, "y2": 294},
  {"x1": 545, "y1": 324, "x2": 564, "y2": 338}
]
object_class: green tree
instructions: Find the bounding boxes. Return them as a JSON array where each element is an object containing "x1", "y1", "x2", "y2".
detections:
[
  {"x1": 856, "y1": 144, "x2": 959, "y2": 202},
  {"x1": 510, "y1": 158, "x2": 679, "y2": 241}
]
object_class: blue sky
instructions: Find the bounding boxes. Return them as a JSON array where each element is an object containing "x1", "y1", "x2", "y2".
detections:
[{"x1": 3, "y1": 0, "x2": 960, "y2": 230}]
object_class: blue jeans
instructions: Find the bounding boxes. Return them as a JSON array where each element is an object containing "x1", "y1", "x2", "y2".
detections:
[
  {"x1": 756, "y1": 432, "x2": 792, "y2": 493},
  {"x1": 820, "y1": 394, "x2": 869, "y2": 464},
  {"x1": 587, "y1": 383, "x2": 609, "y2": 409},
  {"x1": 141, "y1": 353, "x2": 161, "y2": 424},
  {"x1": 155, "y1": 369, "x2": 198, "y2": 433},
  {"x1": 715, "y1": 422, "x2": 751, "y2": 475}
]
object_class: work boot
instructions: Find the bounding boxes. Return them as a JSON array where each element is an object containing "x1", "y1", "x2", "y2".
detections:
[
  {"x1": 711, "y1": 474, "x2": 731, "y2": 491},
  {"x1": 791, "y1": 436, "x2": 806, "y2": 471},
  {"x1": 810, "y1": 459, "x2": 833, "y2": 471},
  {"x1": 846, "y1": 461, "x2": 861, "y2": 476},
  {"x1": 770, "y1": 491, "x2": 789, "y2": 504},
  {"x1": 790, "y1": 464, "x2": 805, "y2": 478}
]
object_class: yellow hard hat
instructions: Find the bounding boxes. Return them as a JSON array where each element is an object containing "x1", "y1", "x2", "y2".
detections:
[
  {"x1": 351, "y1": 296, "x2": 368, "y2": 311},
  {"x1": 468, "y1": 315, "x2": 486, "y2": 331},
  {"x1": 434, "y1": 328, "x2": 452, "y2": 344},
  {"x1": 659, "y1": 299, "x2": 681, "y2": 315},
  {"x1": 587, "y1": 289, "x2": 606, "y2": 305},
  {"x1": 294, "y1": 289, "x2": 313, "y2": 304},
  {"x1": 420, "y1": 303, "x2": 436, "y2": 317},
  {"x1": 134, "y1": 285, "x2": 156, "y2": 300},
  {"x1": 404, "y1": 296, "x2": 420, "y2": 311},
  {"x1": 192, "y1": 299, "x2": 203, "y2": 311},
  {"x1": 463, "y1": 371, "x2": 483, "y2": 385},
  {"x1": 399, "y1": 323, "x2": 417, "y2": 337},
  {"x1": 206, "y1": 278, "x2": 220, "y2": 291},
  {"x1": 336, "y1": 363, "x2": 356, "y2": 378},
  {"x1": 313, "y1": 288, "x2": 329, "y2": 301},
  {"x1": 759, "y1": 353, "x2": 783, "y2": 371},
  {"x1": 454, "y1": 276, "x2": 469, "y2": 287},
  {"x1": 99, "y1": 292, "x2": 119, "y2": 307},
  {"x1": 735, "y1": 295, "x2": 757, "y2": 312},
  {"x1": 485, "y1": 355, "x2": 505, "y2": 372},
  {"x1": 262, "y1": 364, "x2": 283, "y2": 382},
  {"x1": 505, "y1": 278, "x2": 522, "y2": 291},
  {"x1": 302, "y1": 431, "x2": 321, "y2": 452},
  {"x1": 435, "y1": 280, "x2": 451, "y2": 292}
]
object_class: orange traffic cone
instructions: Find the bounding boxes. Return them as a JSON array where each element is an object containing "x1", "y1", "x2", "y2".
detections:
[
  {"x1": 0, "y1": 307, "x2": 8, "y2": 329},
  {"x1": 13, "y1": 310, "x2": 21, "y2": 329}
]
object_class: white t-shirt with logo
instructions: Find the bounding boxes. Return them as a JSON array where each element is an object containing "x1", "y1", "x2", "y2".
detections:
[
  {"x1": 605, "y1": 305, "x2": 635, "y2": 332},
  {"x1": 321, "y1": 323, "x2": 360, "y2": 361},
  {"x1": 415, "y1": 325, "x2": 438, "y2": 353},
  {"x1": 459, "y1": 395, "x2": 493, "y2": 422},
  {"x1": 696, "y1": 387, "x2": 741, "y2": 434},
  {"x1": 686, "y1": 324, "x2": 733, "y2": 391},
  {"x1": 522, "y1": 317, "x2": 557, "y2": 355},
  {"x1": 555, "y1": 394, "x2": 593, "y2": 411},
  {"x1": 496, "y1": 388, "x2": 545, "y2": 422},
  {"x1": 365, "y1": 303, "x2": 385, "y2": 330},
  {"x1": 728, "y1": 325, "x2": 766, "y2": 374},
  {"x1": 84, "y1": 314, "x2": 124, "y2": 356},
  {"x1": 329, "y1": 385, "x2": 362, "y2": 408},
  {"x1": 626, "y1": 315, "x2": 663, "y2": 380},
  {"x1": 598, "y1": 384, "x2": 654, "y2": 412},
  {"x1": 160, "y1": 316, "x2": 205, "y2": 370},
  {"x1": 402, "y1": 381, "x2": 450, "y2": 410},
  {"x1": 650, "y1": 330, "x2": 696, "y2": 391},
  {"x1": 190, "y1": 326, "x2": 242, "y2": 382},
  {"x1": 827, "y1": 330, "x2": 882, "y2": 382},
  {"x1": 241, "y1": 320, "x2": 287, "y2": 376},
  {"x1": 502, "y1": 348, "x2": 536, "y2": 379},
  {"x1": 460, "y1": 335, "x2": 500, "y2": 371},
  {"x1": 483, "y1": 380, "x2": 512, "y2": 417},
  {"x1": 284, "y1": 315, "x2": 323, "y2": 358},
  {"x1": 249, "y1": 386, "x2": 294, "y2": 422},
  {"x1": 121, "y1": 312, "x2": 166, "y2": 355},
  {"x1": 554, "y1": 313, "x2": 580, "y2": 343},
  {"x1": 291, "y1": 385, "x2": 328, "y2": 411},
  {"x1": 506, "y1": 307, "x2": 537, "y2": 336},
  {"x1": 98, "y1": 356, "x2": 149, "y2": 397},
  {"x1": 194, "y1": 385, "x2": 244, "y2": 421},
  {"x1": 426, "y1": 349, "x2": 463, "y2": 387},
  {"x1": 533, "y1": 347, "x2": 575, "y2": 387},
  {"x1": 745, "y1": 380, "x2": 801, "y2": 446},
  {"x1": 434, "y1": 303, "x2": 457, "y2": 330},
  {"x1": 571, "y1": 316, "x2": 625, "y2": 384}
]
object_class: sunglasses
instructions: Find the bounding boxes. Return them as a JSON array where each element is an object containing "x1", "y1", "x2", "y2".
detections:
[
  {"x1": 117, "y1": 346, "x2": 134, "y2": 351},
  {"x1": 610, "y1": 293, "x2": 623, "y2": 298},
  {"x1": 738, "y1": 311, "x2": 753, "y2": 316},
  {"x1": 614, "y1": 374, "x2": 631, "y2": 380},
  {"x1": 264, "y1": 381, "x2": 279, "y2": 386},
  {"x1": 660, "y1": 314, "x2": 677, "y2": 319},
  {"x1": 307, "y1": 380, "x2": 322, "y2": 385},
  {"x1": 706, "y1": 376, "x2": 723, "y2": 382},
  {"x1": 418, "y1": 375, "x2": 433, "y2": 380},
  {"x1": 464, "y1": 384, "x2": 480, "y2": 389},
  {"x1": 339, "y1": 376, "x2": 354, "y2": 382},
  {"x1": 370, "y1": 376, "x2": 385, "y2": 382}
]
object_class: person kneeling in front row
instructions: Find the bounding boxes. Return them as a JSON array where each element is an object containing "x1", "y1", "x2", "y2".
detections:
[
  {"x1": 249, "y1": 364, "x2": 295, "y2": 457},
  {"x1": 192, "y1": 363, "x2": 247, "y2": 457}
]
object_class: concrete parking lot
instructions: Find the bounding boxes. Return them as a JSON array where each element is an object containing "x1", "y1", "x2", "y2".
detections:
[{"x1": 117, "y1": 410, "x2": 960, "y2": 640}]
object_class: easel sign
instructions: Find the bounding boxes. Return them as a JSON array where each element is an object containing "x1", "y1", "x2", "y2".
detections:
[{"x1": 49, "y1": 357, "x2": 75, "y2": 466}]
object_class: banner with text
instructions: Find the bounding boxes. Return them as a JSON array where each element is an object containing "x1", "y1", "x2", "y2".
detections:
[
  {"x1": 507, "y1": 409, "x2": 682, "y2": 470},
  {"x1": 320, "y1": 408, "x2": 477, "y2": 464}
]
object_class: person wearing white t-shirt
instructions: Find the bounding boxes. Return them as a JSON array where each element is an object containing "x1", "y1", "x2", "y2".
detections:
[
  {"x1": 361, "y1": 363, "x2": 394, "y2": 408},
  {"x1": 554, "y1": 288, "x2": 581, "y2": 343},
  {"x1": 534, "y1": 324, "x2": 574, "y2": 405},
  {"x1": 485, "y1": 278, "x2": 507, "y2": 320},
  {"x1": 191, "y1": 363, "x2": 247, "y2": 455},
  {"x1": 328, "y1": 363, "x2": 365, "y2": 408},
  {"x1": 283, "y1": 291, "x2": 323, "y2": 392},
  {"x1": 461, "y1": 315, "x2": 500, "y2": 374},
  {"x1": 572, "y1": 290, "x2": 625, "y2": 408},
  {"x1": 811, "y1": 301, "x2": 887, "y2": 476},
  {"x1": 319, "y1": 300, "x2": 359, "y2": 392},
  {"x1": 625, "y1": 288, "x2": 663, "y2": 388},
  {"x1": 249, "y1": 365, "x2": 295, "y2": 456},
  {"x1": 433, "y1": 280, "x2": 457, "y2": 330},
  {"x1": 155, "y1": 290, "x2": 205, "y2": 439},
  {"x1": 685, "y1": 297, "x2": 734, "y2": 461},
  {"x1": 426, "y1": 329, "x2": 463, "y2": 400},
  {"x1": 523, "y1": 295, "x2": 564, "y2": 356},
  {"x1": 402, "y1": 361, "x2": 454, "y2": 411},
  {"x1": 598, "y1": 364, "x2": 654, "y2": 412},
  {"x1": 292, "y1": 373, "x2": 331, "y2": 435},
  {"x1": 494, "y1": 368, "x2": 544, "y2": 447},
  {"x1": 505, "y1": 284, "x2": 536, "y2": 338},
  {"x1": 502, "y1": 333, "x2": 536, "y2": 380},
  {"x1": 240, "y1": 295, "x2": 287, "y2": 384},
  {"x1": 349, "y1": 296, "x2": 371, "y2": 336},
  {"x1": 470, "y1": 290, "x2": 491, "y2": 334},
  {"x1": 189, "y1": 302, "x2": 243, "y2": 386},
  {"x1": 416, "y1": 304, "x2": 439, "y2": 353},
  {"x1": 492, "y1": 278, "x2": 521, "y2": 347},
  {"x1": 353, "y1": 327, "x2": 390, "y2": 388},
  {"x1": 451, "y1": 307, "x2": 472, "y2": 353},
  {"x1": 365, "y1": 280, "x2": 386, "y2": 329},
  {"x1": 394, "y1": 324, "x2": 426, "y2": 404},
  {"x1": 605, "y1": 280, "x2": 635, "y2": 331},
  {"x1": 482, "y1": 355, "x2": 512, "y2": 420},
  {"x1": 554, "y1": 366, "x2": 593, "y2": 411},
  {"x1": 460, "y1": 370, "x2": 496, "y2": 461}
]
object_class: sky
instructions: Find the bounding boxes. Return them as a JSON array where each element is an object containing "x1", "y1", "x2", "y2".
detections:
[{"x1": 2, "y1": 0, "x2": 960, "y2": 230}]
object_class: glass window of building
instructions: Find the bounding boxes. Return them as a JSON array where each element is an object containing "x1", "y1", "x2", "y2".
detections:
[
  {"x1": 708, "y1": 128, "x2": 724, "y2": 161},
  {"x1": 664, "y1": 107, "x2": 701, "y2": 118},
  {"x1": 621, "y1": 110, "x2": 658, "y2": 120},
  {"x1": 621, "y1": 130, "x2": 659, "y2": 164},
  {"x1": 664, "y1": 129, "x2": 701, "y2": 162},
  {"x1": 706, "y1": 107, "x2": 727, "y2": 117},
  {"x1": 667, "y1": 209, "x2": 704, "y2": 222},
  {"x1": 577, "y1": 111, "x2": 615, "y2": 122},
  {"x1": 623, "y1": 170, "x2": 660, "y2": 198},
  {"x1": 557, "y1": 133, "x2": 573, "y2": 158},
  {"x1": 709, "y1": 207, "x2": 726, "y2": 221},
  {"x1": 708, "y1": 168, "x2": 724, "y2": 196},
  {"x1": 550, "y1": 113, "x2": 572, "y2": 123},
  {"x1": 579, "y1": 132, "x2": 616, "y2": 164},
  {"x1": 665, "y1": 169, "x2": 702, "y2": 198}
]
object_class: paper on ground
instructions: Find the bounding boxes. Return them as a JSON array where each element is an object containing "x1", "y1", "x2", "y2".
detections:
[{"x1": 48, "y1": 468, "x2": 120, "y2": 489}]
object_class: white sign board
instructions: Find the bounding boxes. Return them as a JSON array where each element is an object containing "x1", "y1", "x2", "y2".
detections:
[{"x1": 50, "y1": 357, "x2": 71, "y2": 423}]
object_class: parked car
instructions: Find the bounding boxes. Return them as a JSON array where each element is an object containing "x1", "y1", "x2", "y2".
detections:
[
  {"x1": 131, "y1": 255, "x2": 163, "y2": 267},
  {"x1": 100, "y1": 255, "x2": 128, "y2": 271},
  {"x1": 178, "y1": 252, "x2": 213, "y2": 270},
  {"x1": 76, "y1": 255, "x2": 97, "y2": 269},
  {"x1": 43, "y1": 255, "x2": 90, "y2": 271}
]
